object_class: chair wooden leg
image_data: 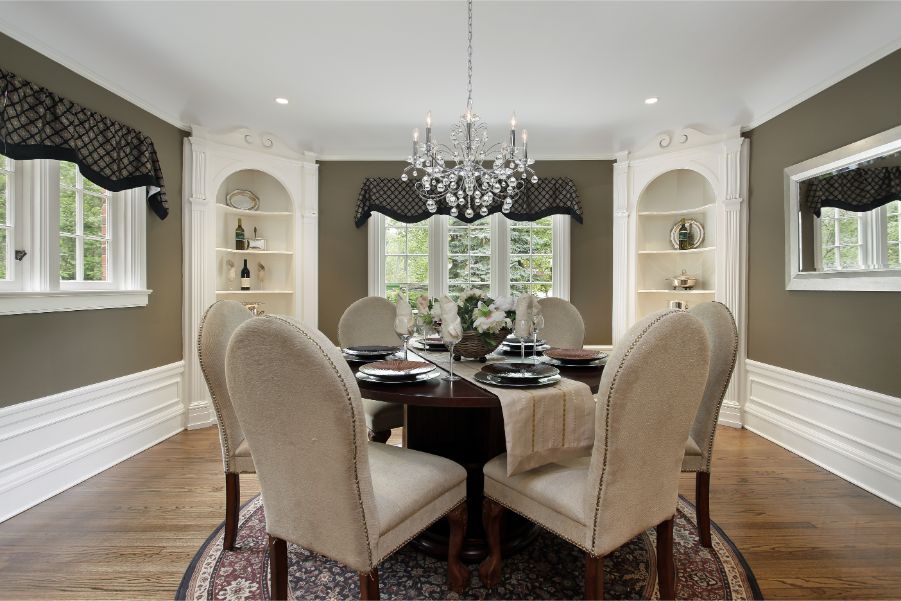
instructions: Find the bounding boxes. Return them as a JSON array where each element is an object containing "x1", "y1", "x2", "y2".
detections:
[
  {"x1": 656, "y1": 518, "x2": 676, "y2": 600},
  {"x1": 446, "y1": 503, "x2": 470, "y2": 593},
  {"x1": 478, "y1": 498, "x2": 504, "y2": 588},
  {"x1": 268, "y1": 535, "x2": 288, "y2": 600},
  {"x1": 584, "y1": 554, "x2": 605, "y2": 600},
  {"x1": 369, "y1": 429, "x2": 391, "y2": 443},
  {"x1": 696, "y1": 471, "x2": 712, "y2": 548},
  {"x1": 224, "y1": 473, "x2": 240, "y2": 551},
  {"x1": 359, "y1": 568, "x2": 380, "y2": 600}
]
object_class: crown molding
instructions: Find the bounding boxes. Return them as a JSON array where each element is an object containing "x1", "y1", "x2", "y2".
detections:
[
  {"x1": 746, "y1": 35, "x2": 901, "y2": 131},
  {"x1": 0, "y1": 18, "x2": 191, "y2": 131}
]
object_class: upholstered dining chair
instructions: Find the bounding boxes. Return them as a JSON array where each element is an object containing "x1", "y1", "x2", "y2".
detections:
[
  {"x1": 682, "y1": 302, "x2": 738, "y2": 548},
  {"x1": 338, "y1": 296, "x2": 405, "y2": 443},
  {"x1": 537, "y1": 297, "x2": 585, "y2": 349},
  {"x1": 226, "y1": 314, "x2": 469, "y2": 600},
  {"x1": 197, "y1": 300, "x2": 255, "y2": 551},
  {"x1": 480, "y1": 310, "x2": 710, "y2": 600}
]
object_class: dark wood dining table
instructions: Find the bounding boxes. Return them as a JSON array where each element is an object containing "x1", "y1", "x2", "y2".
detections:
[{"x1": 350, "y1": 349, "x2": 605, "y2": 563}]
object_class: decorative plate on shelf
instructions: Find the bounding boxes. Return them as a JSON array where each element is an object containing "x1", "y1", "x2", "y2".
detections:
[
  {"x1": 359, "y1": 360, "x2": 435, "y2": 379},
  {"x1": 226, "y1": 189, "x2": 260, "y2": 211},
  {"x1": 474, "y1": 371, "x2": 561, "y2": 388},
  {"x1": 669, "y1": 219, "x2": 705, "y2": 249}
]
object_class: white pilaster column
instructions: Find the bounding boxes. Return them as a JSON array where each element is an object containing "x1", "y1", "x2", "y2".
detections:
[{"x1": 612, "y1": 152, "x2": 631, "y2": 344}]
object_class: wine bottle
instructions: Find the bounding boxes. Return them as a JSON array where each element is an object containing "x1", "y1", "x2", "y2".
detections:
[
  {"x1": 240, "y1": 259, "x2": 251, "y2": 290},
  {"x1": 235, "y1": 218, "x2": 246, "y2": 250},
  {"x1": 677, "y1": 218, "x2": 690, "y2": 250}
]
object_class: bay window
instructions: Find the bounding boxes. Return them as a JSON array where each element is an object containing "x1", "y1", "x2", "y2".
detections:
[
  {"x1": 814, "y1": 201, "x2": 901, "y2": 271},
  {"x1": 369, "y1": 212, "x2": 570, "y2": 300}
]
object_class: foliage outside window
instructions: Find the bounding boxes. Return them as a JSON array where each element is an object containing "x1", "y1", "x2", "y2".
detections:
[
  {"x1": 384, "y1": 217, "x2": 429, "y2": 303},
  {"x1": 448, "y1": 217, "x2": 491, "y2": 296},
  {"x1": 887, "y1": 200, "x2": 900, "y2": 268},
  {"x1": 510, "y1": 217, "x2": 553, "y2": 297},
  {"x1": 817, "y1": 202, "x2": 900, "y2": 271},
  {"x1": 818, "y1": 207, "x2": 863, "y2": 270},
  {"x1": 0, "y1": 156, "x2": 12, "y2": 281},
  {"x1": 59, "y1": 162, "x2": 111, "y2": 282}
]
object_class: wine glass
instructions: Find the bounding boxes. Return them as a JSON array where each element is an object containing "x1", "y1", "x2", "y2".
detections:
[
  {"x1": 531, "y1": 314, "x2": 544, "y2": 363},
  {"x1": 517, "y1": 318, "x2": 532, "y2": 374},
  {"x1": 395, "y1": 316, "x2": 413, "y2": 360},
  {"x1": 441, "y1": 324, "x2": 463, "y2": 382}
]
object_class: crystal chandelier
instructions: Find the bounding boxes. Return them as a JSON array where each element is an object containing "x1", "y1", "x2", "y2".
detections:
[{"x1": 402, "y1": 0, "x2": 536, "y2": 219}]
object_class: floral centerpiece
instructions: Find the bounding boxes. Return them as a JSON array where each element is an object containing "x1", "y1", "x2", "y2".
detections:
[{"x1": 416, "y1": 290, "x2": 516, "y2": 361}]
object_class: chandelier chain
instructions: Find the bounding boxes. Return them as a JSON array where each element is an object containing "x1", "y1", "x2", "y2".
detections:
[
  {"x1": 466, "y1": 0, "x2": 473, "y2": 109},
  {"x1": 402, "y1": 0, "x2": 535, "y2": 220}
]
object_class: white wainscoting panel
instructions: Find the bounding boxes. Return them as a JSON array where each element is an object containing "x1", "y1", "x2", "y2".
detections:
[
  {"x1": 0, "y1": 362, "x2": 185, "y2": 523},
  {"x1": 745, "y1": 359, "x2": 901, "y2": 508}
]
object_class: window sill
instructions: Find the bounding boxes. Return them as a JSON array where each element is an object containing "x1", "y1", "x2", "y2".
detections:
[{"x1": 0, "y1": 289, "x2": 152, "y2": 316}]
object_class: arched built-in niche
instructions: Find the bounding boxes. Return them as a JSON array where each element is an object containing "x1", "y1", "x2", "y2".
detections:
[
  {"x1": 634, "y1": 169, "x2": 717, "y2": 320},
  {"x1": 214, "y1": 169, "x2": 296, "y2": 316}
]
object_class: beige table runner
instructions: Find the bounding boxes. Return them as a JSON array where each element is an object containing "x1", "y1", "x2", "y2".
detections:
[{"x1": 415, "y1": 348, "x2": 597, "y2": 476}]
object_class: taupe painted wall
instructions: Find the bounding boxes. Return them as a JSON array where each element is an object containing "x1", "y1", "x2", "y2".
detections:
[
  {"x1": 747, "y1": 49, "x2": 901, "y2": 397},
  {"x1": 0, "y1": 33, "x2": 186, "y2": 407},
  {"x1": 317, "y1": 160, "x2": 613, "y2": 345}
]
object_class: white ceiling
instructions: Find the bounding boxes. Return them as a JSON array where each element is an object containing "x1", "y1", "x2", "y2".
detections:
[{"x1": 3, "y1": 1, "x2": 901, "y2": 159}]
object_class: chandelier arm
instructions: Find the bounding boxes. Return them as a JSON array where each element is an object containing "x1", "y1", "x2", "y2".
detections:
[{"x1": 466, "y1": 0, "x2": 473, "y2": 110}]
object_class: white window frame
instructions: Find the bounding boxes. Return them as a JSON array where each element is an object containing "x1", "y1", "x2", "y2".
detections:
[
  {"x1": 0, "y1": 156, "x2": 19, "y2": 291},
  {"x1": 368, "y1": 212, "x2": 570, "y2": 299},
  {"x1": 812, "y1": 204, "x2": 900, "y2": 273},
  {"x1": 0, "y1": 158, "x2": 149, "y2": 316}
]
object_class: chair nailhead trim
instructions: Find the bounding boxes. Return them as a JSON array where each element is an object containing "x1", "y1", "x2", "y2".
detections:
[
  {"x1": 700, "y1": 302, "x2": 739, "y2": 474},
  {"x1": 266, "y1": 315, "x2": 376, "y2": 570},
  {"x1": 484, "y1": 491, "x2": 591, "y2": 553},
  {"x1": 197, "y1": 302, "x2": 239, "y2": 473},
  {"x1": 376, "y1": 499, "x2": 467, "y2": 565},
  {"x1": 590, "y1": 310, "x2": 680, "y2": 553}
]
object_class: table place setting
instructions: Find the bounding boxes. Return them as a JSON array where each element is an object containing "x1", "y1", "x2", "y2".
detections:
[
  {"x1": 354, "y1": 359, "x2": 443, "y2": 385},
  {"x1": 542, "y1": 347, "x2": 608, "y2": 368}
]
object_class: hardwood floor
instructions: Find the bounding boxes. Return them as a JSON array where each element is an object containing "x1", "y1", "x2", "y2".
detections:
[{"x1": 0, "y1": 426, "x2": 899, "y2": 600}]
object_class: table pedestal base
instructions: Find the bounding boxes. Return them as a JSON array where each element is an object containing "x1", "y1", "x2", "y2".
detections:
[{"x1": 405, "y1": 404, "x2": 540, "y2": 562}]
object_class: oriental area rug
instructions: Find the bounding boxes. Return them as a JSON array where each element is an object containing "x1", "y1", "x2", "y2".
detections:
[{"x1": 178, "y1": 495, "x2": 762, "y2": 600}]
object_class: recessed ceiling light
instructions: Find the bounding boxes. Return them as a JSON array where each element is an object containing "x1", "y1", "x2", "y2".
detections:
[
  {"x1": 275, "y1": 97, "x2": 289, "y2": 105},
  {"x1": 644, "y1": 97, "x2": 659, "y2": 105}
]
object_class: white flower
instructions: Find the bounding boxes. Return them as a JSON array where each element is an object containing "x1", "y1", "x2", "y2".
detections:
[
  {"x1": 490, "y1": 295, "x2": 515, "y2": 312},
  {"x1": 416, "y1": 294, "x2": 430, "y2": 314},
  {"x1": 216, "y1": 578, "x2": 259, "y2": 601},
  {"x1": 473, "y1": 307, "x2": 510, "y2": 333}
]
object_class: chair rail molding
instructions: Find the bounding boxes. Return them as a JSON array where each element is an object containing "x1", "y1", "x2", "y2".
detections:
[
  {"x1": 0, "y1": 362, "x2": 185, "y2": 523},
  {"x1": 182, "y1": 128, "x2": 318, "y2": 428},
  {"x1": 745, "y1": 359, "x2": 901, "y2": 508},
  {"x1": 612, "y1": 127, "x2": 749, "y2": 427}
]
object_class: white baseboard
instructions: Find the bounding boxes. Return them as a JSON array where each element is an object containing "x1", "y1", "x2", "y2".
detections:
[
  {"x1": 187, "y1": 398, "x2": 215, "y2": 430},
  {"x1": 0, "y1": 361, "x2": 186, "y2": 523},
  {"x1": 745, "y1": 359, "x2": 901, "y2": 508},
  {"x1": 718, "y1": 399, "x2": 743, "y2": 428}
]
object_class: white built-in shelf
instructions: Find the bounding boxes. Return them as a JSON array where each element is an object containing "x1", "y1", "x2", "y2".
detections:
[
  {"x1": 638, "y1": 289, "x2": 715, "y2": 294},
  {"x1": 216, "y1": 290, "x2": 295, "y2": 295},
  {"x1": 215, "y1": 247, "x2": 293, "y2": 255},
  {"x1": 637, "y1": 203, "x2": 715, "y2": 216},
  {"x1": 216, "y1": 204, "x2": 292, "y2": 217},
  {"x1": 638, "y1": 246, "x2": 715, "y2": 255}
]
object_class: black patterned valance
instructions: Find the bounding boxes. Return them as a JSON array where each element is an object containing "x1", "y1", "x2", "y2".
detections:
[
  {"x1": 354, "y1": 176, "x2": 582, "y2": 226},
  {"x1": 0, "y1": 68, "x2": 168, "y2": 219},
  {"x1": 805, "y1": 166, "x2": 901, "y2": 217}
]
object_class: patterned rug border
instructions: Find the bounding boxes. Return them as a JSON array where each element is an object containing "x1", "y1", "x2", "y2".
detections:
[{"x1": 176, "y1": 494, "x2": 763, "y2": 600}]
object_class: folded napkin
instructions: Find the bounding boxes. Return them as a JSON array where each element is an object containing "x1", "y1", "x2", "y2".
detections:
[
  {"x1": 513, "y1": 294, "x2": 541, "y2": 338},
  {"x1": 394, "y1": 293, "x2": 414, "y2": 336},
  {"x1": 438, "y1": 295, "x2": 463, "y2": 344}
]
